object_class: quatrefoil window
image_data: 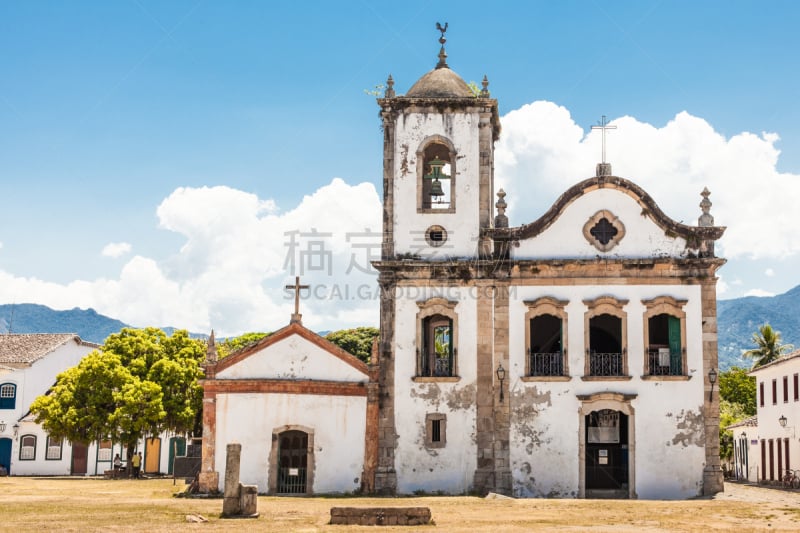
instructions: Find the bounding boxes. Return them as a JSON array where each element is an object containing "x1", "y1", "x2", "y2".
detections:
[{"x1": 583, "y1": 210, "x2": 625, "y2": 252}]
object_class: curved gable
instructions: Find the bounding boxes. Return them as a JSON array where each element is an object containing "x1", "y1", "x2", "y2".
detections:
[{"x1": 497, "y1": 176, "x2": 725, "y2": 260}]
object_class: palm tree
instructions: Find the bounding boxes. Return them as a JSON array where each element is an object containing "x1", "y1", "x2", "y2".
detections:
[{"x1": 743, "y1": 324, "x2": 794, "y2": 368}]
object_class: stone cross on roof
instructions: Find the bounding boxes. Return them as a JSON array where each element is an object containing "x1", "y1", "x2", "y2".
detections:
[
  {"x1": 285, "y1": 276, "x2": 310, "y2": 324},
  {"x1": 592, "y1": 115, "x2": 617, "y2": 177}
]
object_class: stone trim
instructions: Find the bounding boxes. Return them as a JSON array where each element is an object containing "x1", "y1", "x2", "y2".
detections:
[
  {"x1": 580, "y1": 376, "x2": 633, "y2": 382},
  {"x1": 267, "y1": 425, "x2": 315, "y2": 495},
  {"x1": 416, "y1": 297, "x2": 459, "y2": 377},
  {"x1": 641, "y1": 375, "x2": 691, "y2": 381},
  {"x1": 411, "y1": 376, "x2": 460, "y2": 383},
  {"x1": 424, "y1": 413, "x2": 447, "y2": 448},
  {"x1": 583, "y1": 296, "x2": 629, "y2": 377},
  {"x1": 416, "y1": 135, "x2": 456, "y2": 214},
  {"x1": 641, "y1": 296, "x2": 689, "y2": 376},
  {"x1": 577, "y1": 392, "x2": 637, "y2": 499},
  {"x1": 700, "y1": 278, "x2": 724, "y2": 495},
  {"x1": 520, "y1": 376, "x2": 571, "y2": 382},
  {"x1": 582, "y1": 210, "x2": 626, "y2": 252},
  {"x1": 198, "y1": 392, "x2": 219, "y2": 493},
  {"x1": 523, "y1": 297, "x2": 569, "y2": 377}
]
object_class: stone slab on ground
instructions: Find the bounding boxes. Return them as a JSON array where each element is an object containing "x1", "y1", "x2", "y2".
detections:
[{"x1": 330, "y1": 507, "x2": 432, "y2": 526}]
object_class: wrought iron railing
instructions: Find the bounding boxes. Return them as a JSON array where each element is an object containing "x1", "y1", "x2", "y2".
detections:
[
  {"x1": 528, "y1": 352, "x2": 564, "y2": 376},
  {"x1": 278, "y1": 467, "x2": 307, "y2": 494},
  {"x1": 646, "y1": 349, "x2": 682, "y2": 376},
  {"x1": 419, "y1": 350, "x2": 453, "y2": 377},
  {"x1": 588, "y1": 352, "x2": 624, "y2": 376}
]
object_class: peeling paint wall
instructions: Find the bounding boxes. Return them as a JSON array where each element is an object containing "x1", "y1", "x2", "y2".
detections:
[
  {"x1": 394, "y1": 287, "x2": 478, "y2": 494},
  {"x1": 392, "y1": 111, "x2": 481, "y2": 258},
  {"x1": 214, "y1": 392, "x2": 366, "y2": 494},
  {"x1": 508, "y1": 284, "x2": 707, "y2": 499},
  {"x1": 513, "y1": 189, "x2": 690, "y2": 260}
]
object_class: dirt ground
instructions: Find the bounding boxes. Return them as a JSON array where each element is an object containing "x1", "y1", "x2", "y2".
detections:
[{"x1": 0, "y1": 477, "x2": 798, "y2": 532}]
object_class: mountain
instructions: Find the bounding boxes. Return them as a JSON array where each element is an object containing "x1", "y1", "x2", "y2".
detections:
[
  {"x1": 718, "y1": 285, "x2": 800, "y2": 370},
  {"x1": 3, "y1": 283, "x2": 799, "y2": 367}
]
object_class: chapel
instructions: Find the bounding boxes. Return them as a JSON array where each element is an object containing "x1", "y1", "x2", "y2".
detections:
[{"x1": 199, "y1": 26, "x2": 726, "y2": 499}]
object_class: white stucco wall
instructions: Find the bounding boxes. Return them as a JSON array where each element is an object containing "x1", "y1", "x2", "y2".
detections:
[
  {"x1": 513, "y1": 188, "x2": 690, "y2": 260},
  {"x1": 393, "y1": 286, "x2": 479, "y2": 494},
  {"x1": 507, "y1": 284, "x2": 707, "y2": 499},
  {"x1": 216, "y1": 335, "x2": 366, "y2": 382},
  {"x1": 392, "y1": 111, "x2": 482, "y2": 259},
  {"x1": 214, "y1": 392, "x2": 367, "y2": 494},
  {"x1": 749, "y1": 357, "x2": 800, "y2": 483}
]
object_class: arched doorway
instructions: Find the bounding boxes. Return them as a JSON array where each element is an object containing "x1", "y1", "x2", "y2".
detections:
[
  {"x1": 578, "y1": 392, "x2": 637, "y2": 499},
  {"x1": 278, "y1": 430, "x2": 308, "y2": 494},
  {"x1": 268, "y1": 425, "x2": 315, "y2": 495}
]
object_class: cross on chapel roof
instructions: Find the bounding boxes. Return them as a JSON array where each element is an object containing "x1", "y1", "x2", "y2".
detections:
[
  {"x1": 592, "y1": 115, "x2": 616, "y2": 177},
  {"x1": 285, "y1": 276, "x2": 310, "y2": 324}
]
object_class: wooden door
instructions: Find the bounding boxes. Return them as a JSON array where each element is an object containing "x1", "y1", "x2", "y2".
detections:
[
  {"x1": 168, "y1": 437, "x2": 186, "y2": 475},
  {"x1": 0, "y1": 438, "x2": 11, "y2": 474},
  {"x1": 71, "y1": 442, "x2": 88, "y2": 475},
  {"x1": 145, "y1": 437, "x2": 161, "y2": 473}
]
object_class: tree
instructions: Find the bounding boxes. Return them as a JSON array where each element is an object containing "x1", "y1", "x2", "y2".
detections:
[
  {"x1": 217, "y1": 332, "x2": 270, "y2": 359},
  {"x1": 325, "y1": 327, "x2": 380, "y2": 364},
  {"x1": 742, "y1": 324, "x2": 793, "y2": 368},
  {"x1": 31, "y1": 327, "x2": 205, "y2": 464},
  {"x1": 719, "y1": 366, "x2": 756, "y2": 416},
  {"x1": 719, "y1": 400, "x2": 750, "y2": 462}
]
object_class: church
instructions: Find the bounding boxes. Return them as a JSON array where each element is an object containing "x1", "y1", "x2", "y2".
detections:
[{"x1": 199, "y1": 28, "x2": 725, "y2": 499}]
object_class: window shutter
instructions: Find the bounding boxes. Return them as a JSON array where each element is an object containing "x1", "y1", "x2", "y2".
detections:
[{"x1": 667, "y1": 315, "x2": 682, "y2": 375}]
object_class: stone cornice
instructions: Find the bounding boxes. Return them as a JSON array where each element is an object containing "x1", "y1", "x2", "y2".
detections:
[{"x1": 377, "y1": 97, "x2": 501, "y2": 140}]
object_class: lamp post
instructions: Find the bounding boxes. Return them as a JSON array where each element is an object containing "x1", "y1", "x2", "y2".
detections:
[
  {"x1": 0, "y1": 421, "x2": 6, "y2": 433},
  {"x1": 779, "y1": 415, "x2": 796, "y2": 437},
  {"x1": 708, "y1": 368, "x2": 718, "y2": 402},
  {"x1": 496, "y1": 363, "x2": 506, "y2": 403},
  {"x1": 12, "y1": 423, "x2": 19, "y2": 440}
]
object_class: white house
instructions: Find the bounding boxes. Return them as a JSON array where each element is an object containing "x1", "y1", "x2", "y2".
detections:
[
  {"x1": 198, "y1": 321, "x2": 373, "y2": 494},
  {"x1": 1, "y1": 333, "x2": 191, "y2": 477},
  {"x1": 730, "y1": 351, "x2": 800, "y2": 483},
  {"x1": 0, "y1": 334, "x2": 97, "y2": 475}
]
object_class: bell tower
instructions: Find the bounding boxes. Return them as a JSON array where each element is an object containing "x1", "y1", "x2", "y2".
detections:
[{"x1": 377, "y1": 26, "x2": 501, "y2": 260}]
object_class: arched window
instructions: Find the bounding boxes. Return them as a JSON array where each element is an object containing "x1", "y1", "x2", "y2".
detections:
[
  {"x1": 415, "y1": 297, "x2": 459, "y2": 379},
  {"x1": 524, "y1": 297, "x2": 569, "y2": 378},
  {"x1": 583, "y1": 296, "x2": 629, "y2": 379},
  {"x1": 19, "y1": 434, "x2": 36, "y2": 460},
  {"x1": 417, "y1": 136, "x2": 456, "y2": 213},
  {"x1": 0, "y1": 383, "x2": 16, "y2": 409},
  {"x1": 642, "y1": 296, "x2": 688, "y2": 378}
]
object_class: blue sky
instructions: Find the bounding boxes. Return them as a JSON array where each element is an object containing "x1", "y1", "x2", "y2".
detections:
[{"x1": 1, "y1": 1, "x2": 799, "y2": 335}]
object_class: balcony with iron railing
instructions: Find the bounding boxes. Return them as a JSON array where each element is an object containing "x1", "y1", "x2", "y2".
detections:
[
  {"x1": 418, "y1": 350, "x2": 454, "y2": 378},
  {"x1": 588, "y1": 351, "x2": 625, "y2": 377},
  {"x1": 528, "y1": 351, "x2": 565, "y2": 377},
  {"x1": 646, "y1": 348, "x2": 684, "y2": 376}
]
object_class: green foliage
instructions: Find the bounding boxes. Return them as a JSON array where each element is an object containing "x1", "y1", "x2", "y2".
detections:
[
  {"x1": 217, "y1": 332, "x2": 270, "y2": 359},
  {"x1": 720, "y1": 399, "x2": 751, "y2": 461},
  {"x1": 743, "y1": 323, "x2": 794, "y2": 368},
  {"x1": 719, "y1": 366, "x2": 756, "y2": 416},
  {"x1": 325, "y1": 327, "x2": 380, "y2": 364},
  {"x1": 31, "y1": 327, "x2": 205, "y2": 452},
  {"x1": 467, "y1": 81, "x2": 481, "y2": 98},
  {"x1": 363, "y1": 84, "x2": 385, "y2": 97}
]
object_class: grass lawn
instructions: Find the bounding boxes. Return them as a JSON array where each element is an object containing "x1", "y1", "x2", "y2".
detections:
[{"x1": 0, "y1": 477, "x2": 798, "y2": 532}]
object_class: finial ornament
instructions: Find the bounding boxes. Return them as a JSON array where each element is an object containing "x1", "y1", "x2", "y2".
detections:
[
  {"x1": 592, "y1": 115, "x2": 616, "y2": 177},
  {"x1": 435, "y1": 22, "x2": 449, "y2": 69},
  {"x1": 206, "y1": 329, "x2": 218, "y2": 364},
  {"x1": 698, "y1": 187, "x2": 714, "y2": 227},
  {"x1": 385, "y1": 74, "x2": 395, "y2": 98},
  {"x1": 495, "y1": 189, "x2": 508, "y2": 228},
  {"x1": 480, "y1": 75, "x2": 490, "y2": 97}
]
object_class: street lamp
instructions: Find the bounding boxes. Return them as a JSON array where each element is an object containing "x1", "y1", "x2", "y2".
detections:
[
  {"x1": 12, "y1": 423, "x2": 19, "y2": 440},
  {"x1": 779, "y1": 415, "x2": 788, "y2": 428},
  {"x1": 496, "y1": 363, "x2": 506, "y2": 403},
  {"x1": 708, "y1": 368, "x2": 718, "y2": 402},
  {"x1": 0, "y1": 421, "x2": 5, "y2": 433}
]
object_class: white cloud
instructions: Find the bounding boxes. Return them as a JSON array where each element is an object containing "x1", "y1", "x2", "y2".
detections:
[
  {"x1": 101, "y1": 242, "x2": 132, "y2": 258},
  {"x1": 765, "y1": 268, "x2": 775, "y2": 277},
  {"x1": 743, "y1": 288, "x2": 775, "y2": 298},
  {"x1": 1, "y1": 100, "x2": 798, "y2": 334},
  {"x1": 0, "y1": 179, "x2": 382, "y2": 336},
  {"x1": 496, "y1": 103, "x2": 800, "y2": 260}
]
